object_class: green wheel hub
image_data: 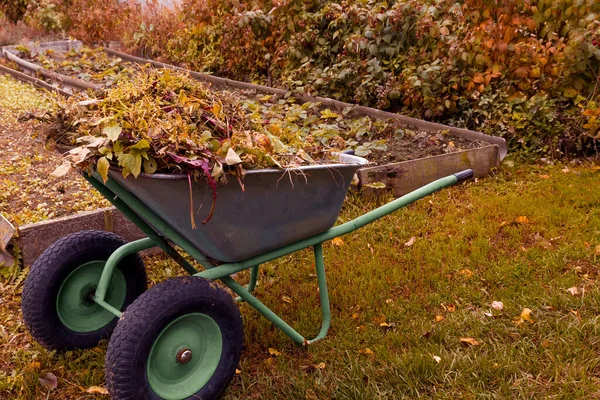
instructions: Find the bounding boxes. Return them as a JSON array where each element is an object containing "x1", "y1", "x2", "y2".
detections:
[
  {"x1": 56, "y1": 261, "x2": 126, "y2": 332},
  {"x1": 147, "y1": 313, "x2": 223, "y2": 400}
]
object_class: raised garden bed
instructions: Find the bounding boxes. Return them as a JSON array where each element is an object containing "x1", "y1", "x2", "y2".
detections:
[{"x1": 1, "y1": 40, "x2": 507, "y2": 265}]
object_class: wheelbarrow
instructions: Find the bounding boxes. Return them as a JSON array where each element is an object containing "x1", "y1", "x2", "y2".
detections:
[{"x1": 21, "y1": 152, "x2": 473, "y2": 400}]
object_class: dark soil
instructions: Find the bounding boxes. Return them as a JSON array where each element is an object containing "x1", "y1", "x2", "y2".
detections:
[{"x1": 368, "y1": 130, "x2": 490, "y2": 166}]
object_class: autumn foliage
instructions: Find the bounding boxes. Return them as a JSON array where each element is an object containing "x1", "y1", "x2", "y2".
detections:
[{"x1": 5, "y1": 0, "x2": 600, "y2": 156}]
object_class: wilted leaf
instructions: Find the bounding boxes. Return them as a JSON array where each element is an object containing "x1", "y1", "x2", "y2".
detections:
[
  {"x1": 359, "y1": 348, "x2": 374, "y2": 355},
  {"x1": 268, "y1": 348, "x2": 282, "y2": 356},
  {"x1": 68, "y1": 147, "x2": 91, "y2": 164},
  {"x1": 566, "y1": 286, "x2": 581, "y2": 296},
  {"x1": 404, "y1": 237, "x2": 416, "y2": 247},
  {"x1": 39, "y1": 372, "x2": 57, "y2": 390},
  {"x1": 103, "y1": 124, "x2": 122, "y2": 142},
  {"x1": 225, "y1": 148, "x2": 242, "y2": 165},
  {"x1": 235, "y1": 369, "x2": 242, "y2": 374},
  {"x1": 282, "y1": 295, "x2": 293, "y2": 304},
  {"x1": 51, "y1": 161, "x2": 71, "y2": 178},
  {"x1": 594, "y1": 244, "x2": 600, "y2": 255},
  {"x1": 331, "y1": 237, "x2": 344, "y2": 247},
  {"x1": 435, "y1": 315, "x2": 444, "y2": 322},
  {"x1": 143, "y1": 157, "x2": 157, "y2": 174},
  {"x1": 460, "y1": 337, "x2": 481, "y2": 346},
  {"x1": 432, "y1": 355, "x2": 441, "y2": 363},
  {"x1": 97, "y1": 156, "x2": 110, "y2": 183},
  {"x1": 491, "y1": 301, "x2": 504, "y2": 311},
  {"x1": 445, "y1": 303, "x2": 456, "y2": 313},
  {"x1": 85, "y1": 386, "x2": 109, "y2": 394}
]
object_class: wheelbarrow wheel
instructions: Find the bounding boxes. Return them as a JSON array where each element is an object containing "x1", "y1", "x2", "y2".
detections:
[
  {"x1": 105, "y1": 276, "x2": 244, "y2": 400},
  {"x1": 21, "y1": 230, "x2": 147, "y2": 351}
]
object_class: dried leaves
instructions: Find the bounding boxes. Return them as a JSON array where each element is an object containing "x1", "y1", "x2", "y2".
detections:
[{"x1": 43, "y1": 68, "x2": 396, "y2": 184}]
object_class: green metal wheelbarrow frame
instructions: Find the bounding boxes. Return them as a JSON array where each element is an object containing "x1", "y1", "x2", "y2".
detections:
[{"x1": 83, "y1": 168, "x2": 473, "y2": 345}]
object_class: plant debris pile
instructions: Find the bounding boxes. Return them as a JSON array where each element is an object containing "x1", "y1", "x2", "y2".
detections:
[
  {"x1": 47, "y1": 68, "x2": 395, "y2": 183},
  {"x1": 16, "y1": 46, "x2": 138, "y2": 86}
]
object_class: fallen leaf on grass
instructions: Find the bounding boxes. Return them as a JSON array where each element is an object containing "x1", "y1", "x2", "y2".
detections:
[
  {"x1": 282, "y1": 295, "x2": 293, "y2": 304},
  {"x1": 491, "y1": 301, "x2": 504, "y2": 311},
  {"x1": 268, "y1": 348, "x2": 282, "y2": 356},
  {"x1": 432, "y1": 355, "x2": 441, "y2": 363},
  {"x1": 435, "y1": 315, "x2": 444, "y2": 322},
  {"x1": 359, "y1": 348, "x2": 374, "y2": 355},
  {"x1": 379, "y1": 321, "x2": 396, "y2": 329},
  {"x1": 460, "y1": 337, "x2": 481, "y2": 346},
  {"x1": 516, "y1": 216, "x2": 530, "y2": 224},
  {"x1": 331, "y1": 237, "x2": 344, "y2": 247},
  {"x1": 566, "y1": 286, "x2": 581, "y2": 296},
  {"x1": 314, "y1": 362, "x2": 326, "y2": 370},
  {"x1": 85, "y1": 386, "x2": 108, "y2": 395},
  {"x1": 444, "y1": 303, "x2": 456, "y2": 313},
  {"x1": 595, "y1": 244, "x2": 600, "y2": 255},
  {"x1": 39, "y1": 372, "x2": 57, "y2": 390},
  {"x1": 514, "y1": 308, "x2": 533, "y2": 325},
  {"x1": 539, "y1": 174, "x2": 550, "y2": 179},
  {"x1": 235, "y1": 369, "x2": 242, "y2": 374},
  {"x1": 459, "y1": 268, "x2": 473, "y2": 278},
  {"x1": 404, "y1": 237, "x2": 416, "y2": 247}
]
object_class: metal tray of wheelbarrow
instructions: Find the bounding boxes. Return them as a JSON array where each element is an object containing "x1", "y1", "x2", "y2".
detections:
[{"x1": 108, "y1": 153, "x2": 368, "y2": 263}]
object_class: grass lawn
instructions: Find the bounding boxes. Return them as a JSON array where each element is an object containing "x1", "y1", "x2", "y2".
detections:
[{"x1": 1, "y1": 157, "x2": 599, "y2": 399}]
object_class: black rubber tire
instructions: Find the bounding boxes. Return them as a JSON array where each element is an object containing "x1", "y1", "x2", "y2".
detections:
[
  {"x1": 105, "y1": 276, "x2": 244, "y2": 400},
  {"x1": 22, "y1": 230, "x2": 147, "y2": 351}
]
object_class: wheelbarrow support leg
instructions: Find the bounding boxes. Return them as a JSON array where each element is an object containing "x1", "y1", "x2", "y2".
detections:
[
  {"x1": 309, "y1": 243, "x2": 331, "y2": 344},
  {"x1": 222, "y1": 244, "x2": 331, "y2": 345},
  {"x1": 236, "y1": 264, "x2": 260, "y2": 302}
]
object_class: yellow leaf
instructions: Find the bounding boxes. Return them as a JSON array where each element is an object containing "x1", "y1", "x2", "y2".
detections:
[
  {"x1": 446, "y1": 303, "x2": 456, "y2": 313},
  {"x1": 435, "y1": 315, "x2": 444, "y2": 322},
  {"x1": 314, "y1": 362, "x2": 326, "y2": 370},
  {"x1": 515, "y1": 307, "x2": 534, "y2": 325},
  {"x1": 85, "y1": 386, "x2": 109, "y2": 395},
  {"x1": 594, "y1": 244, "x2": 600, "y2": 255},
  {"x1": 320, "y1": 109, "x2": 339, "y2": 119},
  {"x1": 331, "y1": 237, "x2": 344, "y2": 247},
  {"x1": 459, "y1": 268, "x2": 473, "y2": 278},
  {"x1": 359, "y1": 348, "x2": 374, "y2": 355},
  {"x1": 268, "y1": 348, "x2": 281, "y2": 356},
  {"x1": 212, "y1": 102, "x2": 222, "y2": 119},
  {"x1": 515, "y1": 216, "x2": 529, "y2": 224},
  {"x1": 460, "y1": 337, "x2": 482, "y2": 346},
  {"x1": 352, "y1": 313, "x2": 359, "y2": 319},
  {"x1": 235, "y1": 369, "x2": 242, "y2": 374},
  {"x1": 97, "y1": 157, "x2": 110, "y2": 183}
]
